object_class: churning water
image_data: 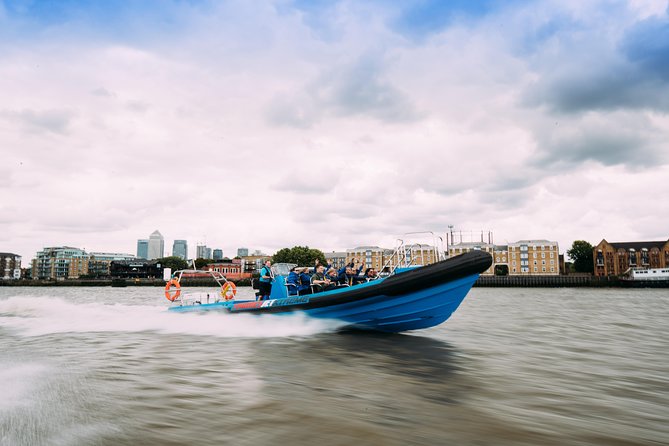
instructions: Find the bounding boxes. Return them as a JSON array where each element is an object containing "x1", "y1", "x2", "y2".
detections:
[{"x1": 1, "y1": 286, "x2": 667, "y2": 445}]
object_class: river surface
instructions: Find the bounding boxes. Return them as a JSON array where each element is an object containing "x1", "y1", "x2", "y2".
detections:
[{"x1": 0, "y1": 286, "x2": 667, "y2": 446}]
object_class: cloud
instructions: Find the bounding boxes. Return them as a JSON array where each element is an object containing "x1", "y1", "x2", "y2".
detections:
[
  {"x1": 528, "y1": 111, "x2": 667, "y2": 169},
  {"x1": 621, "y1": 13, "x2": 669, "y2": 81},
  {"x1": 90, "y1": 87, "x2": 115, "y2": 97},
  {"x1": 520, "y1": 5, "x2": 669, "y2": 114},
  {"x1": 1, "y1": 108, "x2": 74, "y2": 135},
  {"x1": 266, "y1": 56, "x2": 423, "y2": 128}
]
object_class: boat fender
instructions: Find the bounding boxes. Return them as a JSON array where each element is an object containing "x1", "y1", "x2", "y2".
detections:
[
  {"x1": 221, "y1": 282, "x2": 237, "y2": 300},
  {"x1": 164, "y1": 279, "x2": 181, "y2": 301}
]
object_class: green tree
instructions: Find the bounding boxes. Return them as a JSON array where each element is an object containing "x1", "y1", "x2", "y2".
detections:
[
  {"x1": 194, "y1": 258, "x2": 214, "y2": 269},
  {"x1": 272, "y1": 246, "x2": 326, "y2": 267},
  {"x1": 156, "y1": 256, "x2": 189, "y2": 272},
  {"x1": 566, "y1": 240, "x2": 594, "y2": 273}
]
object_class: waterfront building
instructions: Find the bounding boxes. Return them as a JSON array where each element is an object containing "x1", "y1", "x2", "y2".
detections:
[
  {"x1": 136, "y1": 239, "x2": 148, "y2": 259},
  {"x1": 507, "y1": 240, "x2": 559, "y2": 275},
  {"x1": 240, "y1": 255, "x2": 270, "y2": 275},
  {"x1": 237, "y1": 248, "x2": 249, "y2": 257},
  {"x1": 213, "y1": 249, "x2": 223, "y2": 261},
  {"x1": 325, "y1": 251, "x2": 347, "y2": 269},
  {"x1": 173, "y1": 240, "x2": 188, "y2": 260},
  {"x1": 0, "y1": 253, "x2": 22, "y2": 280},
  {"x1": 202, "y1": 258, "x2": 250, "y2": 280},
  {"x1": 493, "y1": 245, "x2": 509, "y2": 275},
  {"x1": 593, "y1": 239, "x2": 669, "y2": 277},
  {"x1": 196, "y1": 245, "x2": 212, "y2": 259},
  {"x1": 88, "y1": 252, "x2": 136, "y2": 277},
  {"x1": 448, "y1": 239, "x2": 559, "y2": 276},
  {"x1": 147, "y1": 230, "x2": 164, "y2": 260},
  {"x1": 346, "y1": 246, "x2": 385, "y2": 271},
  {"x1": 32, "y1": 247, "x2": 89, "y2": 280}
]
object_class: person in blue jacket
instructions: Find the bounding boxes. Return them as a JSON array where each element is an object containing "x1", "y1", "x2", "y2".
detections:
[
  {"x1": 286, "y1": 267, "x2": 301, "y2": 296},
  {"x1": 298, "y1": 268, "x2": 312, "y2": 295}
]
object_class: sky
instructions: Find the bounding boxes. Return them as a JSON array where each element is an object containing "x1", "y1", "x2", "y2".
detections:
[{"x1": 1, "y1": 0, "x2": 669, "y2": 261}]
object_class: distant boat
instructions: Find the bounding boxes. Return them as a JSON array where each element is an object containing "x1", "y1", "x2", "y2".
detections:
[
  {"x1": 165, "y1": 250, "x2": 492, "y2": 333},
  {"x1": 622, "y1": 267, "x2": 669, "y2": 281}
]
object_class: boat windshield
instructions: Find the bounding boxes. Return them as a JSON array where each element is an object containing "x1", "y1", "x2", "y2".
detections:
[{"x1": 272, "y1": 263, "x2": 296, "y2": 276}]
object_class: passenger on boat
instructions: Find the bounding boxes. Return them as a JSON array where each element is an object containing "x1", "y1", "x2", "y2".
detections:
[
  {"x1": 311, "y1": 265, "x2": 335, "y2": 292},
  {"x1": 326, "y1": 268, "x2": 340, "y2": 285},
  {"x1": 258, "y1": 260, "x2": 274, "y2": 300},
  {"x1": 298, "y1": 268, "x2": 313, "y2": 295},
  {"x1": 364, "y1": 268, "x2": 379, "y2": 281},
  {"x1": 286, "y1": 267, "x2": 301, "y2": 296},
  {"x1": 346, "y1": 260, "x2": 365, "y2": 284}
]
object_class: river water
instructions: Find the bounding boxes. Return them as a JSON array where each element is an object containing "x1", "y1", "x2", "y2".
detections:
[{"x1": 0, "y1": 286, "x2": 667, "y2": 446}]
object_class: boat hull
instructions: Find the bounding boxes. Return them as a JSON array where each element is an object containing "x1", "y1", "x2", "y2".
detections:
[{"x1": 168, "y1": 251, "x2": 492, "y2": 333}]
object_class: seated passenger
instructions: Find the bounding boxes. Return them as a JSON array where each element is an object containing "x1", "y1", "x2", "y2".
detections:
[
  {"x1": 311, "y1": 265, "x2": 335, "y2": 292},
  {"x1": 364, "y1": 268, "x2": 379, "y2": 281},
  {"x1": 286, "y1": 267, "x2": 300, "y2": 296},
  {"x1": 326, "y1": 268, "x2": 341, "y2": 285},
  {"x1": 298, "y1": 267, "x2": 312, "y2": 295},
  {"x1": 347, "y1": 260, "x2": 365, "y2": 284}
]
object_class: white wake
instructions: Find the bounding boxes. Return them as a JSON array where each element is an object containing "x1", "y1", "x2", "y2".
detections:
[{"x1": 0, "y1": 296, "x2": 343, "y2": 338}]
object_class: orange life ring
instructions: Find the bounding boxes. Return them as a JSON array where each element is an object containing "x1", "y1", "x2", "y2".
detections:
[
  {"x1": 164, "y1": 279, "x2": 181, "y2": 301},
  {"x1": 221, "y1": 281, "x2": 237, "y2": 300}
]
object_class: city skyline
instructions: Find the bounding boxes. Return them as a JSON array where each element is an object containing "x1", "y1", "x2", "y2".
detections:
[{"x1": 2, "y1": 1, "x2": 668, "y2": 261}]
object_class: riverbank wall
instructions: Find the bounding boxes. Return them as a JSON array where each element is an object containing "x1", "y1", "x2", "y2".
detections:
[{"x1": 474, "y1": 275, "x2": 669, "y2": 288}]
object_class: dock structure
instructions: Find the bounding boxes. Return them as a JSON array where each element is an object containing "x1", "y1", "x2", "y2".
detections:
[{"x1": 475, "y1": 275, "x2": 669, "y2": 288}]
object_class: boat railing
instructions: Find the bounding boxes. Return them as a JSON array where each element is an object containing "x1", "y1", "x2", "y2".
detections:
[
  {"x1": 169, "y1": 269, "x2": 231, "y2": 305},
  {"x1": 381, "y1": 232, "x2": 447, "y2": 275}
]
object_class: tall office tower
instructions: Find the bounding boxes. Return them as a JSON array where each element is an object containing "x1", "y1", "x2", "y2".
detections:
[
  {"x1": 213, "y1": 249, "x2": 223, "y2": 261},
  {"x1": 147, "y1": 230, "x2": 164, "y2": 260},
  {"x1": 237, "y1": 247, "x2": 249, "y2": 257},
  {"x1": 196, "y1": 244, "x2": 208, "y2": 259},
  {"x1": 137, "y1": 239, "x2": 149, "y2": 259},
  {"x1": 173, "y1": 240, "x2": 188, "y2": 260}
]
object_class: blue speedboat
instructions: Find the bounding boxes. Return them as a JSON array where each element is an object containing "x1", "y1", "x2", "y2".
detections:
[{"x1": 166, "y1": 250, "x2": 491, "y2": 333}]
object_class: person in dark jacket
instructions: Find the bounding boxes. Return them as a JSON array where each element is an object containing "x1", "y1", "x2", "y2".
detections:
[
  {"x1": 298, "y1": 268, "x2": 312, "y2": 295},
  {"x1": 311, "y1": 265, "x2": 335, "y2": 292},
  {"x1": 286, "y1": 267, "x2": 300, "y2": 296}
]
